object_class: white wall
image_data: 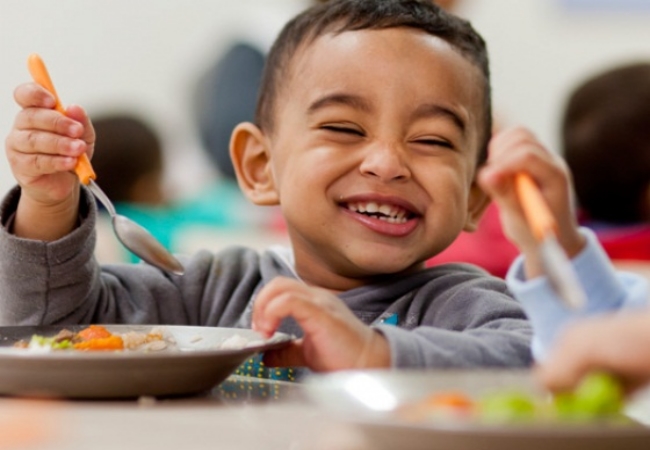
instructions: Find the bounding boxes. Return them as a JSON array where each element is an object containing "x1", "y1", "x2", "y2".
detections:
[
  {"x1": 461, "y1": 0, "x2": 650, "y2": 151},
  {"x1": 0, "y1": 0, "x2": 306, "y2": 198},
  {"x1": 1, "y1": 0, "x2": 649, "y2": 198}
]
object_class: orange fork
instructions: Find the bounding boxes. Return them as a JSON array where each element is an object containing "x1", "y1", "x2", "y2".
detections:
[{"x1": 27, "y1": 53, "x2": 96, "y2": 185}]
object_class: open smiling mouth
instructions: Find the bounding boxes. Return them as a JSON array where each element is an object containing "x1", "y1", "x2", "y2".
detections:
[{"x1": 344, "y1": 201, "x2": 417, "y2": 224}]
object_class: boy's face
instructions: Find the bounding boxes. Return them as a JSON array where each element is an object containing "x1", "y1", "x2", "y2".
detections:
[{"x1": 239, "y1": 27, "x2": 488, "y2": 290}]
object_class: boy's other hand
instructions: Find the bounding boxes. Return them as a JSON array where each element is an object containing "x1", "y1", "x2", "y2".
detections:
[
  {"x1": 252, "y1": 277, "x2": 391, "y2": 372},
  {"x1": 477, "y1": 127, "x2": 585, "y2": 278}
]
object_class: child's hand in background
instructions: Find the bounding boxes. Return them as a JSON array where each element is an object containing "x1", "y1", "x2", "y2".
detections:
[
  {"x1": 537, "y1": 311, "x2": 650, "y2": 395},
  {"x1": 252, "y1": 277, "x2": 390, "y2": 372},
  {"x1": 478, "y1": 127, "x2": 585, "y2": 279}
]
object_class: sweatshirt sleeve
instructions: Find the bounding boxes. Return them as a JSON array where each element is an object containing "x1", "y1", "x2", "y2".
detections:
[
  {"x1": 0, "y1": 186, "x2": 254, "y2": 327},
  {"x1": 506, "y1": 227, "x2": 649, "y2": 360}
]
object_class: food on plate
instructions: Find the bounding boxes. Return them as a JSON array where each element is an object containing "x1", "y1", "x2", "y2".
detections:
[
  {"x1": 12, "y1": 325, "x2": 268, "y2": 353},
  {"x1": 219, "y1": 334, "x2": 264, "y2": 350},
  {"x1": 552, "y1": 372, "x2": 624, "y2": 420},
  {"x1": 397, "y1": 372, "x2": 625, "y2": 424},
  {"x1": 14, "y1": 325, "x2": 172, "y2": 352}
]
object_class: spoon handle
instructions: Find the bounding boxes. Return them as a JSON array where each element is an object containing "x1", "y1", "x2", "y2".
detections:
[{"x1": 27, "y1": 53, "x2": 97, "y2": 185}]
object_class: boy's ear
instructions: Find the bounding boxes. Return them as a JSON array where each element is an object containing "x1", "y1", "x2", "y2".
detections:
[
  {"x1": 463, "y1": 181, "x2": 491, "y2": 232},
  {"x1": 230, "y1": 122, "x2": 279, "y2": 206}
]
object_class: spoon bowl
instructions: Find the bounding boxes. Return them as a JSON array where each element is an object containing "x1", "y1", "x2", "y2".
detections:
[{"x1": 88, "y1": 180, "x2": 184, "y2": 275}]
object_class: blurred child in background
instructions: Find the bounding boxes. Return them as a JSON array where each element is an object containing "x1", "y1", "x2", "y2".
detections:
[
  {"x1": 92, "y1": 113, "x2": 270, "y2": 263},
  {"x1": 91, "y1": 114, "x2": 168, "y2": 262},
  {"x1": 562, "y1": 63, "x2": 650, "y2": 278}
]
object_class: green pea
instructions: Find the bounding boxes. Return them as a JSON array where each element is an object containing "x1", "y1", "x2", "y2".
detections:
[
  {"x1": 478, "y1": 391, "x2": 538, "y2": 423},
  {"x1": 553, "y1": 372, "x2": 624, "y2": 420}
]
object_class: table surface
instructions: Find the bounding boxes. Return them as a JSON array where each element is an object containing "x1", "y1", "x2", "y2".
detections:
[
  {"x1": 2, "y1": 374, "x2": 650, "y2": 450},
  {"x1": 0, "y1": 375, "x2": 366, "y2": 450}
]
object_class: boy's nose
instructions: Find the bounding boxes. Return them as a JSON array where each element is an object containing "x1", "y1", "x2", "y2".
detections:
[{"x1": 359, "y1": 142, "x2": 411, "y2": 181}]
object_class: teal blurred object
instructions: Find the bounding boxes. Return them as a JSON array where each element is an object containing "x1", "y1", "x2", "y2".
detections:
[{"x1": 113, "y1": 181, "x2": 263, "y2": 263}]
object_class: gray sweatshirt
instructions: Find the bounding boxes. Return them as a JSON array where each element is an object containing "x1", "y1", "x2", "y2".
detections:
[{"x1": 0, "y1": 186, "x2": 533, "y2": 368}]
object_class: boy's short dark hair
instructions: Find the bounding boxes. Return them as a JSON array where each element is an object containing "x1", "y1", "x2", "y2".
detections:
[
  {"x1": 255, "y1": 0, "x2": 492, "y2": 164},
  {"x1": 562, "y1": 63, "x2": 650, "y2": 224}
]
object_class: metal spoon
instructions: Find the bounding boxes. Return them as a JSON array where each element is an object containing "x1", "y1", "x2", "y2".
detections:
[{"x1": 28, "y1": 54, "x2": 184, "y2": 275}]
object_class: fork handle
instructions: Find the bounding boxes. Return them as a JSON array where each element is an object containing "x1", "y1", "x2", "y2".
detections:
[
  {"x1": 27, "y1": 53, "x2": 96, "y2": 185},
  {"x1": 515, "y1": 173, "x2": 557, "y2": 241}
]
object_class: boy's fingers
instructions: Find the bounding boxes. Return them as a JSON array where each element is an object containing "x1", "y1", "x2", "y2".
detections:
[
  {"x1": 536, "y1": 354, "x2": 589, "y2": 392},
  {"x1": 485, "y1": 144, "x2": 560, "y2": 182},
  {"x1": 13, "y1": 82, "x2": 57, "y2": 109},
  {"x1": 252, "y1": 278, "x2": 317, "y2": 331},
  {"x1": 254, "y1": 291, "x2": 324, "y2": 337},
  {"x1": 14, "y1": 108, "x2": 84, "y2": 138},
  {"x1": 536, "y1": 323, "x2": 603, "y2": 391},
  {"x1": 263, "y1": 340, "x2": 306, "y2": 367},
  {"x1": 10, "y1": 130, "x2": 87, "y2": 158},
  {"x1": 17, "y1": 154, "x2": 78, "y2": 177},
  {"x1": 65, "y1": 105, "x2": 96, "y2": 151},
  {"x1": 487, "y1": 127, "x2": 531, "y2": 159},
  {"x1": 253, "y1": 277, "x2": 304, "y2": 309}
]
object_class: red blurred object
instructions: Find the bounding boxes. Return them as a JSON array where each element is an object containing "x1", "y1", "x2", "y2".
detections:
[{"x1": 427, "y1": 203, "x2": 518, "y2": 278}]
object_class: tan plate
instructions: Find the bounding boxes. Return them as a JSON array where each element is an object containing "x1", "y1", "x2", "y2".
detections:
[
  {"x1": 305, "y1": 369, "x2": 650, "y2": 450},
  {"x1": 0, "y1": 325, "x2": 292, "y2": 399}
]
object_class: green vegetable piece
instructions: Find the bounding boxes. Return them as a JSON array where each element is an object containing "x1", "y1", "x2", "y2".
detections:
[
  {"x1": 478, "y1": 391, "x2": 538, "y2": 423},
  {"x1": 29, "y1": 334, "x2": 53, "y2": 347},
  {"x1": 553, "y1": 372, "x2": 624, "y2": 420},
  {"x1": 52, "y1": 339, "x2": 73, "y2": 350}
]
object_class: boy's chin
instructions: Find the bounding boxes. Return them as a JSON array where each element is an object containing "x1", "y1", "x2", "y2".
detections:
[{"x1": 345, "y1": 252, "x2": 428, "y2": 276}]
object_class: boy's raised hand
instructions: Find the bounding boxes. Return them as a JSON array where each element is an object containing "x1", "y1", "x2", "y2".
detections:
[
  {"x1": 477, "y1": 127, "x2": 585, "y2": 279},
  {"x1": 252, "y1": 277, "x2": 391, "y2": 372},
  {"x1": 5, "y1": 82, "x2": 95, "y2": 240}
]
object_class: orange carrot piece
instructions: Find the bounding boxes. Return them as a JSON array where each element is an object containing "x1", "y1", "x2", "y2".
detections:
[
  {"x1": 424, "y1": 392, "x2": 475, "y2": 411},
  {"x1": 76, "y1": 325, "x2": 113, "y2": 341},
  {"x1": 73, "y1": 335, "x2": 124, "y2": 351}
]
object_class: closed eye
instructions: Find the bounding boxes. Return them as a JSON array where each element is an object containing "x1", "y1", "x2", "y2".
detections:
[
  {"x1": 321, "y1": 125, "x2": 365, "y2": 137},
  {"x1": 414, "y1": 139, "x2": 454, "y2": 149}
]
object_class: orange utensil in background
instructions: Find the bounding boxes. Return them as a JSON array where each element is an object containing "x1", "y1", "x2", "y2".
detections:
[
  {"x1": 27, "y1": 54, "x2": 184, "y2": 275},
  {"x1": 515, "y1": 173, "x2": 586, "y2": 309}
]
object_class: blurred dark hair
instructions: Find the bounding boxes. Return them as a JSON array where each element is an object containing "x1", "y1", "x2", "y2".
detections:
[
  {"x1": 562, "y1": 63, "x2": 650, "y2": 224},
  {"x1": 193, "y1": 43, "x2": 265, "y2": 180},
  {"x1": 255, "y1": 0, "x2": 492, "y2": 164},
  {"x1": 91, "y1": 114, "x2": 163, "y2": 203}
]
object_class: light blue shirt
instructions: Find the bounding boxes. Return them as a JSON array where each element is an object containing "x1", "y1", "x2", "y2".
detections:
[{"x1": 506, "y1": 228, "x2": 649, "y2": 360}]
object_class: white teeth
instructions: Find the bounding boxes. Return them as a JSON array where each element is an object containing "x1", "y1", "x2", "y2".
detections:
[
  {"x1": 365, "y1": 202, "x2": 379, "y2": 213},
  {"x1": 347, "y1": 201, "x2": 410, "y2": 224}
]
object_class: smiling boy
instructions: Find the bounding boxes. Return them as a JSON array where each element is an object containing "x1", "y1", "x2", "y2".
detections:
[
  {"x1": 1, "y1": 0, "x2": 639, "y2": 375},
  {"x1": 234, "y1": 23, "x2": 489, "y2": 289}
]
